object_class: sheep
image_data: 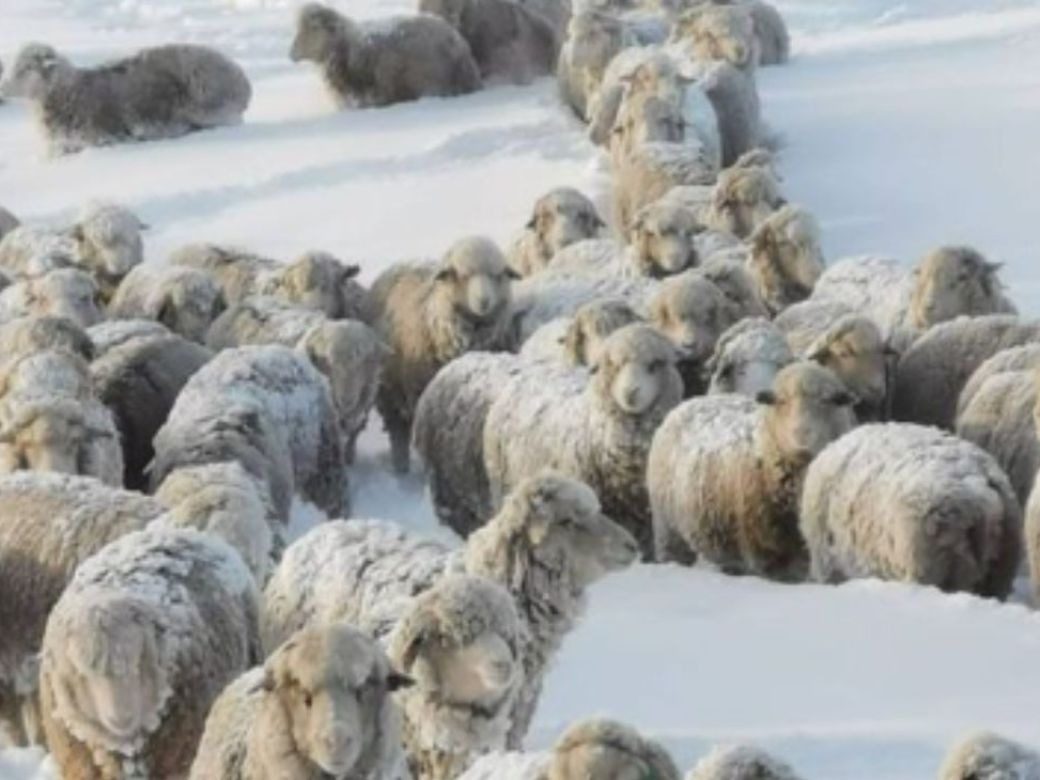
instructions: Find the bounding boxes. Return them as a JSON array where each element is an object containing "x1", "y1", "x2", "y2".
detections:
[
  {"x1": 800, "y1": 423, "x2": 1021, "y2": 599},
  {"x1": 108, "y1": 263, "x2": 227, "y2": 344},
  {"x1": 0, "y1": 315, "x2": 94, "y2": 366},
  {"x1": 959, "y1": 344, "x2": 1040, "y2": 416},
  {"x1": 795, "y1": 314, "x2": 888, "y2": 421},
  {"x1": 0, "y1": 268, "x2": 103, "y2": 327},
  {"x1": 773, "y1": 298, "x2": 855, "y2": 354},
  {"x1": 290, "y1": 2, "x2": 481, "y2": 108},
  {"x1": 0, "y1": 43, "x2": 251, "y2": 154},
  {"x1": 39, "y1": 527, "x2": 261, "y2": 779},
  {"x1": 662, "y1": 166, "x2": 787, "y2": 241},
  {"x1": 519, "y1": 298, "x2": 642, "y2": 367},
  {"x1": 939, "y1": 732, "x2": 1040, "y2": 780},
  {"x1": 461, "y1": 717, "x2": 680, "y2": 779},
  {"x1": 669, "y1": 3, "x2": 759, "y2": 73},
  {"x1": 88, "y1": 319, "x2": 170, "y2": 357},
  {"x1": 699, "y1": 254, "x2": 769, "y2": 320},
  {"x1": 264, "y1": 473, "x2": 637, "y2": 750},
  {"x1": 556, "y1": 9, "x2": 638, "y2": 119},
  {"x1": 189, "y1": 623, "x2": 413, "y2": 780},
  {"x1": 890, "y1": 315, "x2": 1040, "y2": 430},
  {"x1": 420, "y1": 0, "x2": 560, "y2": 85},
  {"x1": 743, "y1": 1, "x2": 789, "y2": 66},
  {"x1": 745, "y1": 205, "x2": 824, "y2": 314},
  {"x1": 371, "y1": 236, "x2": 517, "y2": 474},
  {"x1": 206, "y1": 296, "x2": 326, "y2": 351},
  {"x1": 90, "y1": 330, "x2": 212, "y2": 490},
  {"x1": 648, "y1": 361, "x2": 856, "y2": 576},
  {"x1": 159, "y1": 345, "x2": 346, "y2": 517},
  {"x1": 506, "y1": 188, "x2": 606, "y2": 277},
  {"x1": 484, "y1": 324, "x2": 684, "y2": 557},
  {"x1": 0, "y1": 207, "x2": 18, "y2": 241},
  {"x1": 706, "y1": 317, "x2": 793, "y2": 397},
  {"x1": 686, "y1": 744, "x2": 803, "y2": 780}
]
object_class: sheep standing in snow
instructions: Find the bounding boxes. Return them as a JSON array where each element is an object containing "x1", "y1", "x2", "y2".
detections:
[
  {"x1": 939, "y1": 732, "x2": 1040, "y2": 780},
  {"x1": 556, "y1": 9, "x2": 637, "y2": 120},
  {"x1": 485, "y1": 324, "x2": 683, "y2": 557},
  {"x1": 421, "y1": 0, "x2": 560, "y2": 84},
  {"x1": 686, "y1": 744, "x2": 804, "y2": 780},
  {"x1": 108, "y1": 263, "x2": 227, "y2": 344},
  {"x1": 290, "y1": 2, "x2": 481, "y2": 108},
  {"x1": 190, "y1": 623, "x2": 413, "y2": 780},
  {"x1": 519, "y1": 298, "x2": 642, "y2": 368},
  {"x1": 0, "y1": 42, "x2": 251, "y2": 154},
  {"x1": 371, "y1": 236, "x2": 517, "y2": 474},
  {"x1": 801, "y1": 423, "x2": 1021, "y2": 598},
  {"x1": 648, "y1": 362, "x2": 856, "y2": 576},
  {"x1": 39, "y1": 528, "x2": 261, "y2": 779},
  {"x1": 0, "y1": 268, "x2": 103, "y2": 327},
  {"x1": 506, "y1": 188, "x2": 605, "y2": 277},
  {"x1": 706, "y1": 317, "x2": 793, "y2": 397}
]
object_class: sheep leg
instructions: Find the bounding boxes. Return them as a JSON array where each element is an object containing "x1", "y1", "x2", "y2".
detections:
[{"x1": 386, "y1": 416, "x2": 412, "y2": 475}]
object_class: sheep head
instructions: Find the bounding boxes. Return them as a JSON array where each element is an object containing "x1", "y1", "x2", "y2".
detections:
[
  {"x1": 71, "y1": 203, "x2": 147, "y2": 297},
  {"x1": 562, "y1": 298, "x2": 641, "y2": 367},
  {"x1": 591, "y1": 324, "x2": 683, "y2": 419},
  {"x1": 711, "y1": 167, "x2": 785, "y2": 239},
  {"x1": 700, "y1": 256, "x2": 770, "y2": 319},
  {"x1": 648, "y1": 275, "x2": 732, "y2": 393},
  {"x1": 0, "y1": 44, "x2": 73, "y2": 100},
  {"x1": 30, "y1": 269, "x2": 103, "y2": 328},
  {"x1": 0, "y1": 398, "x2": 98, "y2": 476},
  {"x1": 291, "y1": 3, "x2": 349, "y2": 63},
  {"x1": 270, "y1": 250, "x2": 361, "y2": 318},
  {"x1": 629, "y1": 200, "x2": 701, "y2": 277},
  {"x1": 0, "y1": 315, "x2": 95, "y2": 363},
  {"x1": 156, "y1": 269, "x2": 227, "y2": 343},
  {"x1": 528, "y1": 188, "x2": 605, "y2": 259},
  {"x1": 908, "y1": 246, "x2": 1009, "y2": 329},
  {"x1": 755, "y1": 361, "x2": 856, "y2": 464},
  {"x1": 671, "y1": 4, "x2": 759, "y2": 71},
  {"x1": 805, "y1": 315, "x2": 886, "y2": 418},
  {"x1": 566, "y1": 11, "x2": 633, "y2": 72},
  {"x1": 748, "y1": 205, "x2": 824, "y2": 314},
  {"x1": 262, "y1": 623, "x2": 411, "y2": 777},
  {"x1": 546, "y1": 718, "x2": 680, "y2": 780},
  {"x1": 611, "y1": 93, "x2": 685, "y2": 161},
  {"x1": 436, "y1": 236, "x2": 517, "y2": 324},
  {"x1": 708, "y1": 318, "x2": 793, "y2": 397}
]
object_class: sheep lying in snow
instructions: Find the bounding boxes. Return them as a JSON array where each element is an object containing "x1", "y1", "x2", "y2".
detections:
[
  {"x1": 39, "y1": 528, "x2": 261, "y2": 779},
  {"x1": 0, "y1": 268, "x2": 103, "y2": 327},
  {"x1": 0, "y1": 207, "x2": 18, "y2": 241},
  {"x1": 686, "y1": 744, "x2": 803, "y2": 780},
  {"x1": 158, "y1": 345, "x2": 346, "y2": 517},
  {"x1": 109, "y1": 263, "x2": 227, "y2": 344},
  {"x1": 190, "y1": 623, "x2": 413, "y2": 780},
  {"x1": 801, "y1": 423, "x2": 1021, "y2": 598},
  {"x1": 519, "y1": 298, "x2": 642, "y2": 368},
  {"x1": 1, "y1": 43, "x2": 251, "y2": 154},
  {"x1": 648, "y1": 362, "x2": 856, "y2": 576},
  {"x1": 485, "y1": 324, "x2": 683, "y2": 557},
  {"x1": 706, "y1": 317, "x2": 793, "y2": 397},
  {"x1": 290, "y1": 2, "x2": 481, "y2": 108},
  {"x1": 891, "y1": 315, "x2": 1040, "y2": 430},
  {"x1": 371, "y1": 236, "x2": 517, "y2": 474},
  {"x1": 91, "y1": 329, "x2": 212, "y2": 490},
  {"x1": 420, "y1": 0, "x2": 559, "y2": 85},
  {"x1": 460, "y1": 717, "x2": 680, "y2": 779},
  {"x1": 506, "y1": 188, "x2": 605, "y2": 277},
  {"x1": 0, "y1": 315, "x2": 94, "y2": 366},
  {"x1": 939, "y1": 732, "x2": 1040, "y2": 780},
  {"x1": 556, "y1": 9, "x2": 638, "y2": 120}
]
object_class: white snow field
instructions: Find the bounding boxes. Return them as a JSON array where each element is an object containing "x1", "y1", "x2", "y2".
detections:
[{"x1": 2, "y1": 0, "x2": 1040, "y2": 778}]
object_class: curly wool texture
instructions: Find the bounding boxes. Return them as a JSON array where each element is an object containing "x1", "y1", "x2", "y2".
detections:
[
  {"x1": 707, "y1": 317, "x2": 792, "y2": 397},
  {"x1": 556, "y1": 9, "x2": 638, "y2": 120},
  {"x1": 39, "y1": 528, "x2": 261, "y2": 780},
  {"x1": 506, "y1": 188, "x2": 604, "y2": 277},
  {"x1": 809, "y1": 255, "x2": 911, "y2": 337},
  {"x1": 206, "y1": 296, "x2": 326, "y2": 351},
  {"x1": 519, "y1": 299, "x2": 642, "y2": 368},
  {"x1": 669, "y1": 3, "x2": 760, "y2": 73},
  {"x1": 0, "y1": 315, "x2": 94, "y2": 365},
  {"x1": 747, "y1": 205, "x2": 824, "y2": 314},
  {"x1": 109, "y1": 263, "x2": 226, "y2": 344},
  {"x1": 0, "y1": 224, "x2": 78, "y2": 280},
  {"x1": 685, "y1": 743, "x2": 803, "y2": 780},
  {"x1": 773, "y1": 298, "x2": 855, "y2": 354},
  {"x1": 87, "y1": 319, "x2": 170, "y2": 356},
  {"x1": 801, "y1": 423, "x2": 1021, "y2": 598},
  {"x1": 939, "y1": 733, "x2": 1040, "y2": 780},
  {"x1": 0, "y1": 268, "x2": 103, "y2": 328},
  {"x1": 958, "y1": 344, "x2": 1040, "y2": 417}
]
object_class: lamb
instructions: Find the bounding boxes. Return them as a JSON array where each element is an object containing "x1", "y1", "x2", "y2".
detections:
[
  {"x1": 264, "y1": 473, "x2": 637, "y2": 750},
  {"x1": 158, "y1": 345, "x2": 346, "y2": 517},
  {"x1": 189, "y1": 623, "x2": 413, "y2": 780},
  {"x1": 0, "y1": 268, "x2": 103, "y2": 327},
  {"x1": 90, "y1": 330, "x2": 212, "y2": 490},
  {"x1": 706, "y1": 317, "x2": 793, "y2": 397},
  {"x1": 519, "y1": 298, "x2": 642, "y2": 367},
  {"x1": 800, "y1": 423, "x2": 1021, "y2": 599},
  {"x1": 371, "y1": 236, "x2": 517, "y2": 474},
  {"x1": 108, "y1": 263, "x2": 227, "y2": 344},
  {"x1": 0, "y1": 42, "x2": 251, "y2": 154},
  {"x1": 506, "y1": 188, "x2": 605, "y2": 277},
  {"x1": 87, "y1": 319, "x2": 170, "y2": 356},
  {"x1": 0, "y1": 207, "x2": 18, "y2": 241},
  {"x1": 460, "y1": 717, "x2": 680, "y2": 779},
  {"x1": 484, "y1": 324, "x2": 684, "y2": 557},
  {"x1": 39, "y1": 527, "x2": 261, "y2": 779},
  {"x1": 669, "y1": 3, "x2": 759, "y2": 73},
  {"x1": 556, "y1": 9, "x2": 638, "y2": 119},
  {"x1": 0, "y1": 315, "x2": 94, "y2": 366},
  {"x1": 939, "y1": 732, "x2": 1040, "y2": 780},
  {"x1": 648, "y1": 362, "x2": 856, "y2": 576},
  {"x1": 420, "y1": 0, "x2": 560, "y2": 84},
  {"x1": 890, "y1": 315, "x2": 1040, "y2": 430},
  {"x1": 686, "y1": 744, "x2": 803, "y2": 780},
  {"x1": 290, "y1": 2, "x2": 481, "y2": 108}
]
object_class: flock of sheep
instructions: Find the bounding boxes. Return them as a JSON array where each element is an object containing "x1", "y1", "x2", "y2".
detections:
[{"x1": 0, "y1": 0, "x2": 1037, "y2": 777}]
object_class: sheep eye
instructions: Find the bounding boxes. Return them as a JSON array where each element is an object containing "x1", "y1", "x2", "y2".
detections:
[{"x1": 302, "y1": 691, "x2": 313, "y2": 708}]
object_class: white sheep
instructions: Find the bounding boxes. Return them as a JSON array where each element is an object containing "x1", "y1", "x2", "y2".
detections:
[
  {"x1": 0, "y1": 268, "x2": 103, "y2": 328},
  {"x1": 648, "y1": 361, "x2": 856, "y2": 575},
  {"x1": 686, "y1": 744, "x2": 803, "y2": 780},
  {"x1": 519, "y1": 298, "x2": 642, "y2": 367},
  {"x1": 290, "y1": 2, "x2": 481, "y2": 108},
  {"x1": 108, "y1": 263, "x2": 227, "y2": 344},
  {"x1": 189, "y1": 622, "x2": 413, "y2": 780},
  {"x1": 669, "y1": 3, "x2": 759, "y2": 73},
  {"x1": 0, "y1": 43, "x2": 251, "y2": 154},
  {"x1": 371, "y1": 236, "x2": 517, "y2": 474},
  {"x1": 706, "y1": 317, "x2": 793, "y2": 397},
  {"x1": 699, "y1": 253, "x2": 769, "y2": 320},
  {"x1": 939, "y1": 732, "x2": 1040, "y2": 780},
  {"x1": 661, "y1": 165, "x2": 787, "y2": 241},
  {"x1": 506, "y1": 188, "x2": 606, "y2": 277},
  {"x1": 745, "y1": 204, "x2": 824, "y2": 314},
  {"x1": 801, "y1": 423, "x2": 1021, "y2": 598},
  {"x1": 773, "y1": 298, "x2": 855, "y2": 354},
  {"x1": 0, "y1": 315, "x2": 94, "y2": 366},
  {"x1": 556, "y1": 9, "x2": 639, "y2": 120},
  {"x1": 958, "y1": 344, "x2": 1040, "y2": 418},
  {"x1": 87, "y1": 319, "x2": 170, "y2": 357},
  {"x1": 206, "y1": 296, "x2": 326, "y2": 351},
  {"x1": 39, "y1": 528, "x2": 261, "y2": 779},
  {"x1": 484, "y1": 324, "x2": 684, "y2": 557}
]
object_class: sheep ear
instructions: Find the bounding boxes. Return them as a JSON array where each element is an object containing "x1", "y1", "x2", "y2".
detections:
[
  {"x1": 434, "y1": 267, "x2": 457, "y2": 284},
  {"x1": 755, "y1": 389, "x2": 776, "y2": 406},
  {"x1": 386, "y1": 671, "x2": 414, "y2": 692}
]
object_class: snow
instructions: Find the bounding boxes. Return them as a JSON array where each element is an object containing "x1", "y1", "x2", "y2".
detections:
[{"x1": 4, "y1": 0, "x2": 1040, "y2": 778}]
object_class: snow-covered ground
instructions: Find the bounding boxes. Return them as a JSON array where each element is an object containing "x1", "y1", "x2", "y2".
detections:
[{"x1": 3, "y1": 0, "x2": 1040, "y2": 778}]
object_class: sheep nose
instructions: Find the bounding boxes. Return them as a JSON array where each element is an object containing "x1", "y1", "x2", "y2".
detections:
[{"x1": 325, "y1": 728, "x2": 354, "y2": 757}]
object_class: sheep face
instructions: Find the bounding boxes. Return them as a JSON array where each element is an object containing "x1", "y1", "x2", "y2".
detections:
[
  {"x1": 275, "y1": 251, "x2": 361, "y2": 318},
  {"x1": 159, "y1": 274, "x2": 226, "y2": 343},
  {"x1": 712, "y1": 168, "x2": 784, "y2": 239},
  {"x1": 909, "y1": 246, "x2": 1006, "y2": 329},
  {"x1": 72, "y1": 205, "x2": 147, "y2": 291},
  {"x1": 612, "y1": 94, "x2": 684, "y2": 162},
  {"x1": 649, "y1": 277, "x2": 730, "y2": 368},
  {"x1": 290, "y1": 3, "x2": 345, "y2": 63},
  {"x1": 563, "y1": 299, "x2": 641, "y2": 367},
  {"x1": 35, "y1": 270, "x2": 104, "y2": 327},
  {"x1": 530, "y1": 189, "x2": 604, "y2": 258},
  {"x1": 757, "y1": 362, "x2": 856, "y2": 462},
  {"x1": 593, "y1": 324, "x2": 683, "y2": 417},
  {"x1": 265, "y1": 624, "x2": 410, "y2": 776},
  {"x1": 806, "y1": 316, "x2": 886, "y2": 415},
  {"x1": 0, "y1": 44, "x2": 72, "y2": 100},
  {"x1": 0, "y1": 403, "x2": 89, "y2": 475},
  {"x1": 423, "y1": 632, "x2": 517, "y2": 710},
  {"x1": 749, "y1": 206, "x2": 824, "y2": 312},
  {"x1": 630, "y1": 202, "x2": 700, "y2": 277},
  {"x1": 672, "y1": 6, "x2": 758, "y2": 71},
  {"x1": 438, "y1": 237, "x2": 515, "y2": 323},
  {"x1": 711, "y1": 354, "x2": 784, "y2": 397}
]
